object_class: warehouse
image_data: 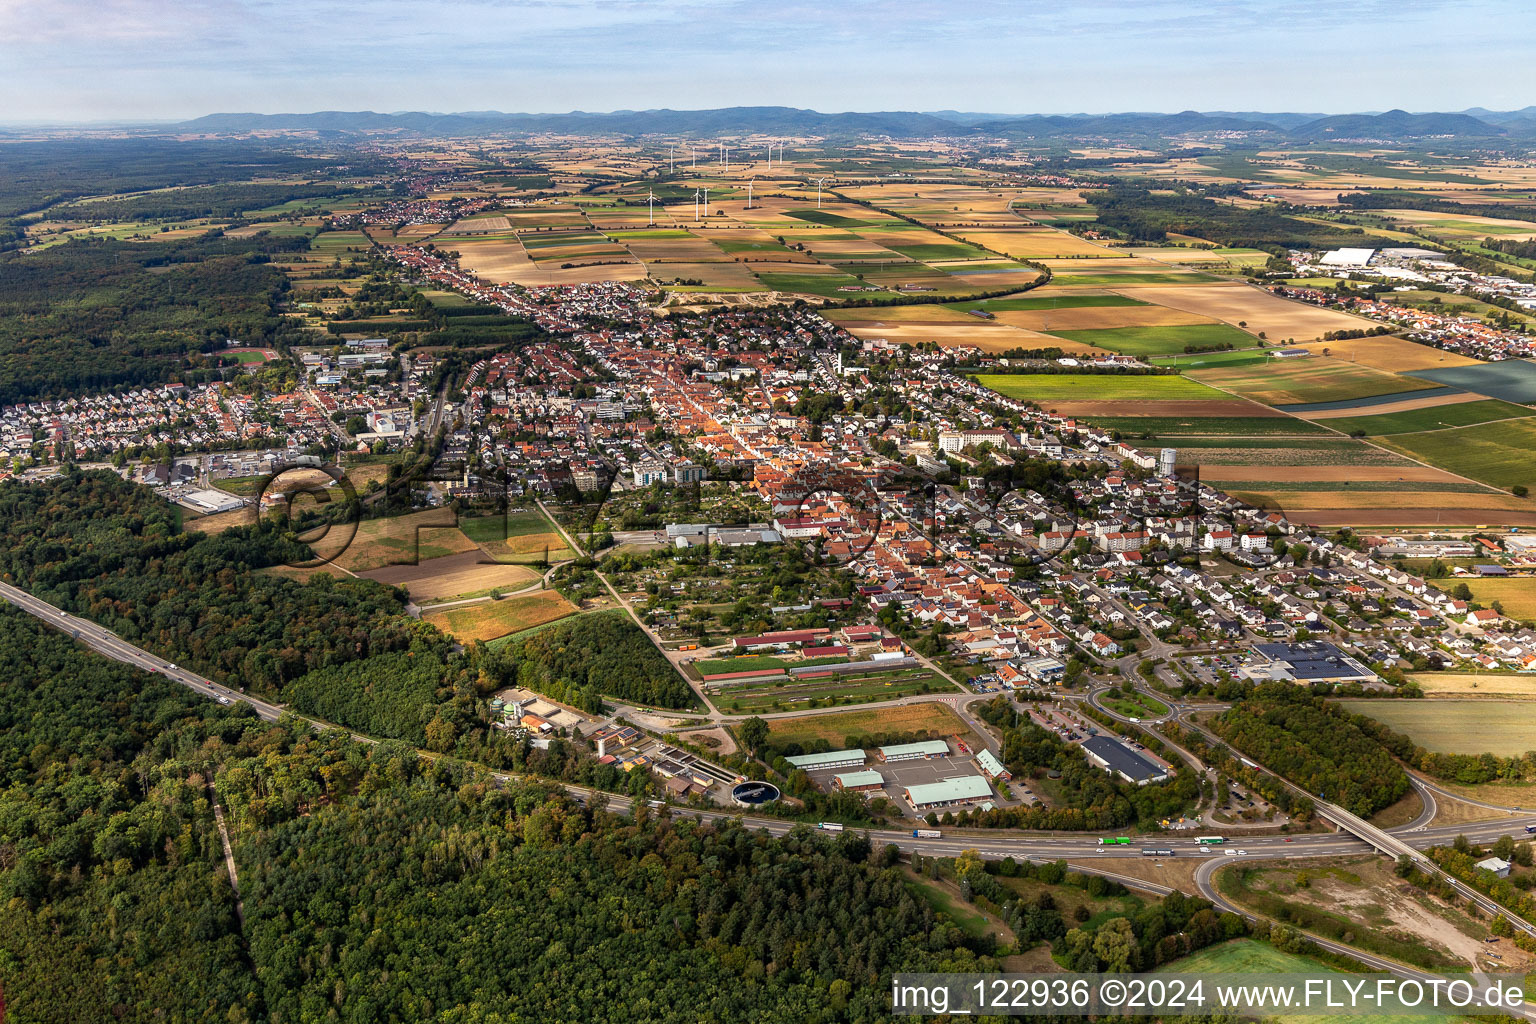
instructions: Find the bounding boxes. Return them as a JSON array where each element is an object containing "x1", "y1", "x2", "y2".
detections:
[
  {"x1": 785, "y1": 748, "x2": 866, "y2": 771},
  {"x1": 878, "y1": 739, "x2": 950, "y2": 762},
  {"x1": 904, "y1": 775, "x2": 993, "y2": 809},
  {"x1": 1082, "y1": 736, "x2": 1169, "y2": 786},
  {"x1": 833, "y1": 769, "x2": 885, "y2": 792}
]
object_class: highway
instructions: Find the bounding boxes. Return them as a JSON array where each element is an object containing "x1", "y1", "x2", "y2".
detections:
[{"x1": 8, "y1": 578, "x2": 1536, "y2": 986}]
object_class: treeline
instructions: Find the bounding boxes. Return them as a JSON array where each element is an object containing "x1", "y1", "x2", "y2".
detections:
[
  {"x1": 1086, "y1": 186, "x2": 1386, "y2": 252},
  {"x1": 50, "y1": 182, "x2": 370, "y2": 223},
  {"x1": 1339, "y1": 189, "x2": 1536, "y2": 222},
  {"x1": 1206, "y1": 686, "x2": 1409, "y2": 816},
  {"x1": 1485, "y1": 238, "x2": 1536, "y2": 260},
  {"x1": 0, "y1": 231, "x2": 312, "y2": 403},
  {"x1": 498, "y1": 612, "x2": 698, "y2": 711}
]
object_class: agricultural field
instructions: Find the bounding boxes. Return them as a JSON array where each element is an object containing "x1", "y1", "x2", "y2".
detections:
[
  {"x1": 359, "y1": 550, "x2": 542, "y2": 603},
  {"x1": 1339, "y1": 700, "x2": 1536, "y2": 756},
  {"x1": 1409, "y1": 672, "x2": 1536, "y2": 699},
  {"x1": 972, "y1": 373, "x2": 1231, "y2": 403},
  {"x1": 423, "y1": 590, "x2": 578, "y2": 642},
  {"x1": 709, "y1": 668, "x2": 953, "y2": 715},
  {"x1": 1191, "y1": 356, "x2": 1438, "y2": 408},
  {"x1": 1316, "y1": 398, "x2": 1534, "y2": 437},
  {"x1": 1377, "y1": 418, "x2": 1536, "y2": 492},
  {"x1": 758, "y1": 701, "x2": 971, "y2": 749},
  {"x1": 460, "y1": 508, "x2": 575, "y2": 563},
  {"x1": 1408, "y1": 360, "x2": 1536, "y2": 404},
  {"x1": 329, "y1": 510, "x2": 479, "y2": 572},
  {"x1": 1151, "y1": 348, "x2": 1276, "y2": 369},
  {"x1": 1431, "y1": 577, "x2": 1536, "y2": 621},
  {"x1": 1113, "y1": 283, "x2": 1377, "y2": 340},
  {"x1": 1048, "y1": 322, "x2": 1256, "y2": 358}
]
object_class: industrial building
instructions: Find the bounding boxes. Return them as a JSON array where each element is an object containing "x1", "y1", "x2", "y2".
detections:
[
  {"x1": 878, "y1": 739, "x2": 950, "y2": 762},
  {"x1": 833, "y1": 769, "x2": 885, "y2": 792},
  {"x1": 904, "y1": 775, "x2": 993, "y2": 809},
  {"x1": 1082, "y1": 736, "x2": 1169, "y2": 786},
  {"x1": 1243, "y1": 641, "x2": 1377, "y2": 685},
  {"x1": 785, "y1": 749, "x2": 866, "y2": 771},
  {"x1": 975, "y1": 749, "x2": 1011, "y2": 780}
]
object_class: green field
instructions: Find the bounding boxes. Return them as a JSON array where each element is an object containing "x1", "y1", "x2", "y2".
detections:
[
  {"x1": 885, "y1": 242, "x2": 993, "y2": 262},
  {"x1": 784, "y1": 210, "x2": 874, "y2": 228},
  {"x1": 1320, "y1": 399, "x2": 1535, "y2": 437},
  {"x1": 1050, "y1": 323, "x2": 1256, "y2": 358},
  {"x1": 753, "y1": 271, "x2": 875, "y2": 296},
  {"x1": 1162, "y1": 940, "x2": 1464, "y2": 1024},
  {"x1": 972, "y1": 372, "x2": 1229, "y2": 402},
  {"x1": 1084, "y1": 416, "x2": 1332, "y2": 436},
  {"x1": 695, "y1": 655, "x2": 788, "y2": 675},
  {"x1": 1338, "y1": 699, "x2": 1536, "y2": 756},
  {"x1": 1151, "y1": 348, "x2": 1275, "y2": 369},
  {"x1": 1194, "y1": 359, "x2": 1438, "y2": 407},
  {"x1": 946, "y1": 293, "x2": 1145, "y2": 313},
  {"x1": 712, "y1": 670, "x2": 949, "y2": 714},
  {"x1": 460, "y1": 508, "x2": 560, "y2": 543},
  {"x1": 1378, "y1": 418, "x2": 1536, "y2": 491}
]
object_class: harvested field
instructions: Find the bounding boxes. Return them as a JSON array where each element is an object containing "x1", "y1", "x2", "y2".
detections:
[
  {"x1": 331, "y1": 510, "x2": 478, "y2": 572},
  {"x1": 761, "y1": 701, "x2": 971, "y2": 748},
  {"x1": 1337, "y1": 700, "x2": 1536, "y2": 756},
  {"x1": 950, "y1": 228, "x2": 1111, "y2": 259},
  {"x1": 841, "y1": 322, "x2": 1098, "y2": 352},
  {"x1": 1113, "y1": 284, "x2": 1376, "y2": 339},
  {"x1": 423, "y1": 590, "x2": 577, "y2": 642},
  {"x1": 1410, "y1": 672, "x2": 1536, "y2": 698},
  {"x1": 1295, "y1": 509, "x2": 1536, "y2": 527},
  {"x1": 1430, "y1": 577, "x2": 1536, "y2": 621},
  {"x1": 1298, "y1": 337, "x2": 1480, "y2": 372},
  {"x1": 1301, "y1": 390, "x2": 1489, "y2": 422},
  {"x1": 1197, "y1": 464, "x2": 1463, "y2": 483},
  {"x1": 357, "y1": 549, "x2": 540, "y2": 601},
  {"x1": 1230, "y1": 489, "x2": 1532, "y2": 511}
]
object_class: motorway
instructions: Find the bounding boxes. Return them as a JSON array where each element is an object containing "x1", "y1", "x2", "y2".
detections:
[{"x1": 8, "y1": 578, "x2": 1536, "y2": 985}]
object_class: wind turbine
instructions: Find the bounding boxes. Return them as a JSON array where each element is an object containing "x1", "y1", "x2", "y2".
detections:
[
  {"x1": 647, "y1": 189, "x2": 658, "y2": 227},
  {"x1": 668, "y1": 146, "x2": 674, "y2": 173},
  {"x1": 813, "y1": 176, "x2": 831, "y2": 209},
  {"x1": 702, "y1": 187, "x2": 710, "y2": 217},
  {"x1": 746, "y1": 176, "x2": 756, "y2": 209}
]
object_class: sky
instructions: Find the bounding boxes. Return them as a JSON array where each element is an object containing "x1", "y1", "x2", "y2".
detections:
[{"x1": 2, "y1": 0, "x2": 1534, "y2": 123}]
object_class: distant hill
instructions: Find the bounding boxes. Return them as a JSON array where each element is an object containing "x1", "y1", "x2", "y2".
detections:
[
  {"x1": 176, "y1": 106, "x2": 974, "y2": 139},
  {"x1": 171, "y1": 106, "x2": 1536, "y2": 144},
  {"x1": 1289, "y1": 109, "x2": 1506, "y2": 139}
]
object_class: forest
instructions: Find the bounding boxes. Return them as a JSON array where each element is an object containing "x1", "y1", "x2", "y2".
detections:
[
  {"x1": 0, "y1": 230, "x2": 313, "y2": 403},
  {"x1": 48, "y1": 182, "x2": 373, "y2": 223},
  {"x1": 1085, "y1": 186, "x2": 1388, "y2": 252},
  {"x1": 498, "y1": 611, "x2": 700, "y2": 711},
  {"x1": 1207, "y1": 686, "x2": 1409, "y2": 816}
]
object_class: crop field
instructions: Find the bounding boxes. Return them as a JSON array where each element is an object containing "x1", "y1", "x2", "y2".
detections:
[
  {"x1": 1142, "y1": 438, "x2": 1415, "y2": 465},
  {"x1": 1092, "y1": 415, "x2": 1332, "y2": 436},
  {"x1": 1048, "y1": 322, "x2": 1256, "y2": 357},
  {"x1": 1338, "y1": 700, "x2": 1536, "y2": 755},
  {"x1": 1151, "y1": 349, "x2": 1275, "y2": 369},
  {"x1": 1315, "y1": 398, "x2": 1533, "y2": 436},
  {"x1": 710, "y1": 670, "x2": 950, "y2": 714},
  {"x1": 1192, "y1": 357, "x2": 1437, "y2": 407},
  {"x1": 1113, "y1": 284, "x2": 1376, "y2": 339},
  {"x1": 759, "y1": 702, "x2": 969, "y2": 748},
  {"x1": 1299, "y1": 336, "x2": 1483, "y2": 372},
  {"x1": 1407, "y1": 360, "x2": 1536, "y2": 404},
  {"x1": 461, "y1": 509, "x2": 575, "y2": 563},
  {"x1": 1431, "y1": 577, "x2": 1536, "y2": 620},
  {"x1": 423, "y1": 590, "x2": 578, "y2": 642},
  {"x1": 946, "y1": 293, "x2": 1145, "y2": 313},
  {"x1": 356, "y1": 549, "x2": 541, "y2": 602},
  {"x1": 972, "y1": 373, "x2": 1230, "y2": 402},
  {"x1": 329, "y1": 510, "x2": 479, "y2": 572},
  {"x1": 950, "y1": 227, "x2": 1111, "y2": 259},
  {"x1": 1409, "y1": 672, "x2": 1536, "y2": 698},
  {"x1": 1378, "y1": 418, "x2": 1536, "y2": 492}
]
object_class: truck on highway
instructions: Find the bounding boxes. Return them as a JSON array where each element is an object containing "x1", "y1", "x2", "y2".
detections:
[
  {"x1": 817, "y1": 822, "x2": 844, "y2": 832},
  {"x1": 912, "y1": 829, "x2": 941, "y2": 839},
  {"x1": 1525, "y1": 825, "x2": 1536, "y2": 834},
  {"x1": 1097, "y1": 837, "x2": 1132, "y2": 846},
  {"x1": 1196, "y1": 836, "x2": 1226, "y2": 845},
  {"x1": 1141, "y1": 849, "x2": 1174, "y2": 857}
]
